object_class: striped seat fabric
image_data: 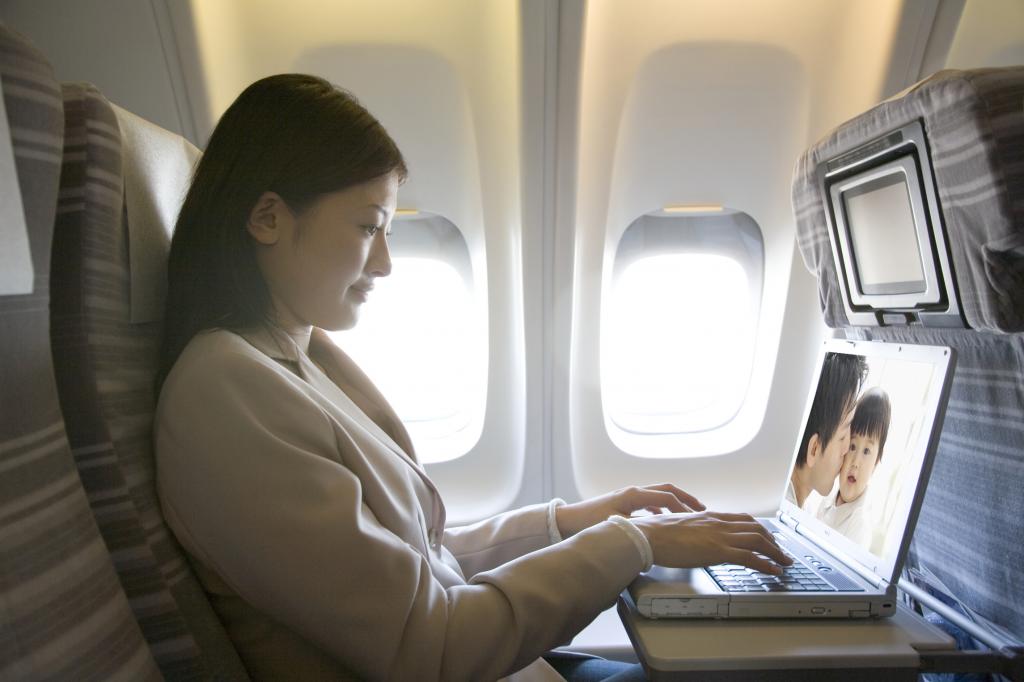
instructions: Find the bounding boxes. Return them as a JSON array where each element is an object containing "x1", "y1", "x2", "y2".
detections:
[
  {"x1": 793, "y1": 67, "x2": 1024, "y2": 334},
  {"x1": 847, "y1": 324, "x2": 1024, "y2": 642},
  {"x1": 0, "y1": 24, "x2": 161, "y2": 681},
  {"x1": 48, "y1": 84, "x2": 248, "y2": 680},
  {"x1": 792, "y1": 67, "x2": 1024, "y2": 644}
]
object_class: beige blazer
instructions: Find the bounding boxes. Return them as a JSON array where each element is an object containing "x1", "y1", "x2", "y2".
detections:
[{"x1": 155, "y1": 326, "x2": 644, "y2": 681}]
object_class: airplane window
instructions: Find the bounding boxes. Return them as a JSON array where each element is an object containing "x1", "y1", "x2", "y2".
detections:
[
  {"x1": 603, "y1": 253, "x2": 753, "y2": 433},
  {"x1": 601, "y1": 209, "x2": 763, "y2": 455},
  {"x1": 327, "y1": 216, "x2": 486, "y2": 464}
]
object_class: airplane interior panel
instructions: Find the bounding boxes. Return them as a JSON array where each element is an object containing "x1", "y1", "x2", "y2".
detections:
[{"x1": 1, "y1": 0, "x2": 1022, "y2": 678}]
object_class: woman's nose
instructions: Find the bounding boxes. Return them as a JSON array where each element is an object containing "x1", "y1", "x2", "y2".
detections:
[{"x1": 368, "y1": 232, "x2": 392, "y2": 277}]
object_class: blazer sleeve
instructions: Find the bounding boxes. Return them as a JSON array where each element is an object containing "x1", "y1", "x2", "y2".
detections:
[
  {"x1": 442, "y1": 503, "x2": 559, "y2": 578},
  {"x1": 156, "y1": 344, "x2": 645, "y2": 682}
]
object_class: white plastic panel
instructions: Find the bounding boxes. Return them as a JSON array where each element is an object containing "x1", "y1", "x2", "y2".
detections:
[
  {"x1": 602, "y1": 210, "x2": 764, "y2": 452},
  {"x1": 0, "y1": 94, "x2": 32, "y2": 296},
  {"x1": 944, "y1": 0, "x2": 1024, "y2": 69},
  {"x1": 0, "y1": 0, "x2": 195, "y2": 139}
]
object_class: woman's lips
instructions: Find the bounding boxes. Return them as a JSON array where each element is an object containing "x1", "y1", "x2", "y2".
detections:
[
  {"x1": 350, "y1": 285, "x2": 373, "y2": 301},
  {"x1": 847, "y1": 474, "x2": 857, "y2": 484}
]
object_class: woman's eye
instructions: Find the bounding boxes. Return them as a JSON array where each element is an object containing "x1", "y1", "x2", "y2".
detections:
[{"x1": 362, "y1": 224, "x2": 381, "y2": 237}]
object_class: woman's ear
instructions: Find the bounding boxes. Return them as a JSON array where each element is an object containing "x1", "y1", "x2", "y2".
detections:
[{"x1": 247, "y1": 191, "x2": 286, "y2": 245}]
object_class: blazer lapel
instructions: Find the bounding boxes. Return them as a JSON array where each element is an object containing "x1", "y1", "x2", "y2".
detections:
[
  {"x1": 307, "y1": 330, "x2": 417, "y2": 462},
  {"x1": 235, "y1": 325, "x2": 447, "y2": 530},
  {"x1": 307, "y1": 329, "x2": 447, "y2": 532}
]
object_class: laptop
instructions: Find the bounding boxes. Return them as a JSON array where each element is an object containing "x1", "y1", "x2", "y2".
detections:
[{"x1": 628, "y1": 338, "x2": 955, "y2": 619}]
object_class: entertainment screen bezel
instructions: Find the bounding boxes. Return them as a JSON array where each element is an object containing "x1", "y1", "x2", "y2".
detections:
[
  {"x1": 830, "y1": 155, "x2": 940, "y2": 307},
  {"x1": 817, "y1": 119, "x2": 964, "y2": 328}
]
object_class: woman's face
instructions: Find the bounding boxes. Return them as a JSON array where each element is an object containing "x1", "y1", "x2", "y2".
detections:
[{"x1": 251, "y1": 172, "x2": 398, "y2": 333}]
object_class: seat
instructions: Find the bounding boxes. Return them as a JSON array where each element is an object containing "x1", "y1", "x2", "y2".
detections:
[
  {"x1": 0, "y1": 24, "x2": 161, "y2": 680},
  {"x1": 48, "y1": 74, "x2": 250, "y2": 681},
  {"x1": 792, "y1": 66, "x2": 1024, "y2": 645}
]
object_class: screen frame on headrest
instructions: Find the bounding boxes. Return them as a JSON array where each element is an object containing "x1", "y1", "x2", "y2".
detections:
[
  {"x1": 817, "y1": 119, "x2": 966, "y2": 328},
  {"x1": 833, "y1": 157, "x2": 937, "y2": 302}
]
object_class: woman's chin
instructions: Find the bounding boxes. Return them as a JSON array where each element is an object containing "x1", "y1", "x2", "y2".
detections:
[{"x1": 318, "y1": 309, "x2": 359, "y2": 332}]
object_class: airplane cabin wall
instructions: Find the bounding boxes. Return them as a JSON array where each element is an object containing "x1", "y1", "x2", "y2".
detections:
[
  {"x1": 1, "y1": 1, "x2": 1014, "y2": 524},
  {"x1": 943, "y1": 0, "x2": 1024, "y2": 69},
  {"x1": 555, "y1": 0, "x2": 967, "y2": 514},
  {"x1": 0, "y1": 0, "x2": 197, "y2": 141}
]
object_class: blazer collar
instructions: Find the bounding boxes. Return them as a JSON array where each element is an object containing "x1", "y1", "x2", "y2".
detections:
[
  {"x1": 234, "y1": 324, "x2": 446, "y2": 529},
  {"x1": 235, "y1": 323, "x2": 304, "y2": 364},
  {"x1": 234, "y1": 325, "x2": 411, "y2": 456}
]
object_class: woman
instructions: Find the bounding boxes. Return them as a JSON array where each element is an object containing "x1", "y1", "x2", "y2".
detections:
[{"x1": 155, "y1": 74, "x2": 789, "y2": 682}]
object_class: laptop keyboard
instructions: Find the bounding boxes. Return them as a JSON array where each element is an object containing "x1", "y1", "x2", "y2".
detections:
[{"x1": 707, "y1": 538, "x2": 838, "y2": 592}]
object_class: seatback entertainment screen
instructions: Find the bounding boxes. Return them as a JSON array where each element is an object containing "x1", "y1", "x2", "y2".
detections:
[{"x1": 842, "y1": 171, "x2": 926, "y2": 295}]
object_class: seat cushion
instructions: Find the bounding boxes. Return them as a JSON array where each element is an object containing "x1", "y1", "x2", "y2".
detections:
[
  {"x1": 847, "y1": 324, "x2": 1024, "y2": 641},
  {"x1": 0, "y1": 23, "x2": 161, "y2": 681},
  {"x1": 49, "y1": 81, "x2": 250, "y2": 681}
]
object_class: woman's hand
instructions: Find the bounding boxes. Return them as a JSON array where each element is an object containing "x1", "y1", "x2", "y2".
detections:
[
  {"x1": 633, "y1": 511, "x2": 792, "y2": 575},
  {"x1": 555, "y1": 483, "x2": 705, "y2": 538}
]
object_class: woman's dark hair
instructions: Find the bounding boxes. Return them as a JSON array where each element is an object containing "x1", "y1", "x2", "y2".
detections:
[
  {"x1": 157, "y1": 74, "x2": 407, "y2": 391},
  {"x1": 795, "y1": 353, "x2": 868, "y2": 467},
  {"x1": 851, "y1": 387, "x2": 892, "y2": 461}
]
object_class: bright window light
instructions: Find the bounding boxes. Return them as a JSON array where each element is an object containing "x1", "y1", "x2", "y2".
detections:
[
  {"x1": 327, "y1": 257, "x2": 485, "y2": 463},
  {"x1": 602, "y1": 253, "x2": 756, "y2": 434}
]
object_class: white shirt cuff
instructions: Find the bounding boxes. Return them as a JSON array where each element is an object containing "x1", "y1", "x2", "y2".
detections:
[
  {"x1": 546, "y1": 498, "x2": 566, "y2": 544},
  {"x1": 606, "y1": 515, "x2": 654, "y2": 572}
]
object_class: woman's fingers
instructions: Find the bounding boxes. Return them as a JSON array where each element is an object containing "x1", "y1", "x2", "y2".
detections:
[
  {"x1": 625, "y1": 487, "x2": 692, "y2": 514},
  {"x1": 624, "y1": 484, "x2": 706, "y2": 514},
  {"x1": 706, "y1": 511, "x2": 758, "y2": 523},
  {"x1": 729, "y1": 532, "x2": 792, "y2": 567},
  {"x1": 726, "y1": 520, "x2": 778, "y2": 546},
  {"x1": 644, "y1": 483, "x2": 706, "y2": 511},
  {"x1": 720, "y1": 522, "x2": 789, "y2": 565},
  {"x1": 700, "y1": 515, "x2": 778, "y2": 547},
  {"x1": 726, "y1": 548, "x2": 786, "y2": 575}
]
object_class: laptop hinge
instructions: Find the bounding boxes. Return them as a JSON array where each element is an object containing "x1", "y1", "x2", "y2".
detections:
[{"x1": 792, "y1": 520, "x2": 889, "y2": 590}]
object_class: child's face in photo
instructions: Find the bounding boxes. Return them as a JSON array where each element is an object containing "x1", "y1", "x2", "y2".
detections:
[{"x1": 839, "y1": 433, "x2": 880, "y2": 504}]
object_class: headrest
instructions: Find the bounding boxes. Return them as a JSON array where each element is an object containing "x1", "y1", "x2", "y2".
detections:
[
  {"x1": 0, "y1": 24, "x2": 63, "y2": 297},
  {"x1": 112, "y1": 104, "x2": 200, "y2": 323},
  {"x1": 793, "y1": 67, "x2": 1024, "y2": 333}
]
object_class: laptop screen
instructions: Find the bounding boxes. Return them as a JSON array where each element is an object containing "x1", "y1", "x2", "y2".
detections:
[{"x1": 781, "y1": 339, "x2": 955, "y2": 583}]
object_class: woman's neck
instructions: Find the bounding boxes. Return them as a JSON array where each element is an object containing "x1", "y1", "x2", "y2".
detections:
[{"x1": 268, "y1": 295, "x2": 313, "y2": 354}]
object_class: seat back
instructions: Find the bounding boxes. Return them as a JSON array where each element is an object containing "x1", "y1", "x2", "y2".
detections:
[
  {"x1": 792, "y1": 67, "x2": 1024, "y2": 642},
  {"x1": 0, "y1": 24, "x2": 161, "y2": 680},
  {"x1": 48, "y1": 80, "x2": 250, "y2": 679}
]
